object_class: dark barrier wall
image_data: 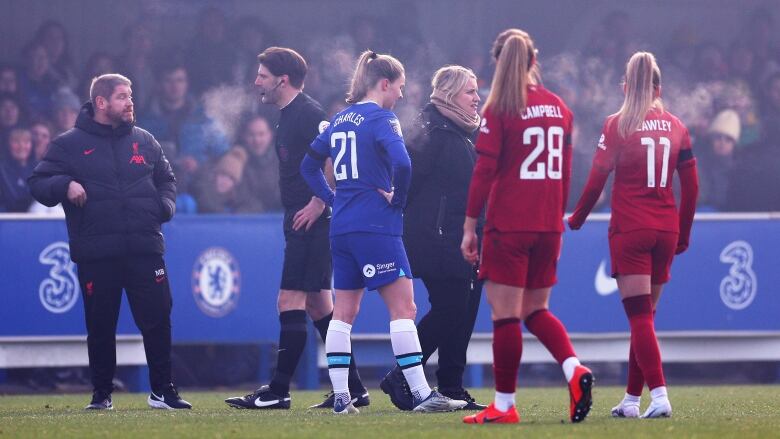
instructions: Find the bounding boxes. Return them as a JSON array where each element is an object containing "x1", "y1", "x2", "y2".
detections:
[{"x1": 1, "y1": 214, "x2": 777, "y2": 342}]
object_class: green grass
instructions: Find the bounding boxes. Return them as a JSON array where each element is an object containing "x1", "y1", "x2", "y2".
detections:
[{"x1": 1, "y1": 386, "x2": 779, "y2": 438}]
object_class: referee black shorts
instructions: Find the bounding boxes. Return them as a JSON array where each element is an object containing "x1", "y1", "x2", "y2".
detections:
[{"x1": 280, "y1": 209, "x2": 332, "y2": 292}]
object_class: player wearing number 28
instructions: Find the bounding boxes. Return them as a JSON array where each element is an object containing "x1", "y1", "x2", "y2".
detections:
[
  {"x1": 461, "y1": 29, "x2": 593, "y2": 425},
  {"x1": 301, "y1": 50, "x2": 466, "y2": 415},
  {"x1": 568, "y1": 52, "x2": 699, "y2": 419}
]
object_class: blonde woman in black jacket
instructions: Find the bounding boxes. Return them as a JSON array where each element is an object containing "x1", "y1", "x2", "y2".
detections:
[{"x1": 380, "y1": 65, "x2": 485, "y2": 410}]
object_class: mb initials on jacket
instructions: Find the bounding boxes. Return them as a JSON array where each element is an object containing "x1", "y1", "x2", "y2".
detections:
[{"x1": 130, "y1": 142, "x2": 146, "y2": 165}]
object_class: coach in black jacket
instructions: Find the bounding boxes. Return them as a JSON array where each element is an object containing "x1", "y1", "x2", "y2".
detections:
[
  {"x1": 382, "y1": 66, "x2": 486, "y2": 410},
  {"x1": 28, "y1": 74, "x2": 191, "y2": 411}
]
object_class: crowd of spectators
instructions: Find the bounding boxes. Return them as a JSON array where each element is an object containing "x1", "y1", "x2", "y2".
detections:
[{"x1": 1, "y1": 6, "x2": 779, "y2": 214}]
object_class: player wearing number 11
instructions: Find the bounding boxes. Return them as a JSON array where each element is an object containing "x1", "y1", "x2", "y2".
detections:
[
  {"x1": 568, "y1": 52, "x2": 699, "y2": 419},
  {"x1": 461, "y1": 29, "x2": 593, "y2": 425}
]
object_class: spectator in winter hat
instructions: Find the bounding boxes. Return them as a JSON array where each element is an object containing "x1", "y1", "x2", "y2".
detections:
[
  {"x1": 51, "y1": 87, "x2": 81, "y2": 136},
  {"x1": 696, "y1": 109, "x2": 740, "y2": 210}
]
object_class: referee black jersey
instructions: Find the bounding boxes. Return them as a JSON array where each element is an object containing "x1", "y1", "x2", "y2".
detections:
[{"x1": 275, "y1": 92, "x2": 327, "y2": 211}]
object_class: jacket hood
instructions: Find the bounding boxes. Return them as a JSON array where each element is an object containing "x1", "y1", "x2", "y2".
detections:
[{"x1": 75, "y1": 102, "x2": 134, "y2": 138}]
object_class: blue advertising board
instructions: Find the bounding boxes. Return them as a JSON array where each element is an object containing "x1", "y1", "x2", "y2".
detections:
[{"x1": 1, "y1": 214, "x2": 777, "y2": 342}]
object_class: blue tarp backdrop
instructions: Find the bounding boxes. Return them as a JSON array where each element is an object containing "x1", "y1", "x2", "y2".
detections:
[{"x1": 1, "y1": 214, "x2": 777, "y2": 341}]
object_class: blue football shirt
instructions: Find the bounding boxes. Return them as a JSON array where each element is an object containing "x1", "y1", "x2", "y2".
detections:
[{"x1": 309, "y1": 101, "x2": 410, "y2": 237}]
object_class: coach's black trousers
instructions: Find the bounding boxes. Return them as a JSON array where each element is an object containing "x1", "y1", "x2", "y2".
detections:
[
  {"x1": 416, "y1": 277, "x2": 483, "y2": 389},
  {"x1": 77, "y1": 255, "x2": 172, "y2": 394}
]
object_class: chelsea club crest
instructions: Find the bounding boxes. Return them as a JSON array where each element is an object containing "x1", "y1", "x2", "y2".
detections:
[{"x1": 192, "y1": 247, "x2": 240, "y2": 317}]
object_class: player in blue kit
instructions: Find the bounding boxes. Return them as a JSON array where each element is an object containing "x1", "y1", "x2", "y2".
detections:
[{"x1": 300, "y1": 50, "x2": 467, "y2": 415}]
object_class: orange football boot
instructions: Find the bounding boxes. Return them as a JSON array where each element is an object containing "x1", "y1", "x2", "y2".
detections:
[
  {"x1": 463, "y1": 403, "x2": 520, "y2": 424},
  {"x1": 569, "y1": 365, "x2": 594, "y2": 423}
]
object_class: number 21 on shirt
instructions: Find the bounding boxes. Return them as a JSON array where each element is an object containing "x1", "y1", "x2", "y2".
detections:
[{"x1": 331, "y1": 131, "x2": 358, "y2": 181}]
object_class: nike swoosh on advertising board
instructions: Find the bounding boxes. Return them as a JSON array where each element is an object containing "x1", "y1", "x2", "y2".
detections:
[{"x1": 594, "y1": 260, "x2": 619, "y2": 296}]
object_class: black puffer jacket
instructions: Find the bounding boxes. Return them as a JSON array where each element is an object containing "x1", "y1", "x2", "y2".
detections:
[
  {"x1": 404, "y1": 103, "x2": 483, "y2": 280},
  {"x1": 28, "y1": 103, "x2": 176, "y2": 262}
]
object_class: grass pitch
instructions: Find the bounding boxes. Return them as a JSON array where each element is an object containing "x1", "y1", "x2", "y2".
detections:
[{"x1": 1, "y1": 385, "x2": 779, "y2": 438}]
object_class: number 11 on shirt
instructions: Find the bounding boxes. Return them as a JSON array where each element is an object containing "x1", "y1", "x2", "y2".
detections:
[
  {"x1": 641, "y1": 136, "x2": 670, "y2": 188},
  {"x1": 332, "y1": 131, "x2": 359, "y2": 181}
]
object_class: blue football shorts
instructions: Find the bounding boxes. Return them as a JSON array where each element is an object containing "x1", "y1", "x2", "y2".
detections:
[{"x1": 330, "y1": 232, "x2": 413, "y2": 291}]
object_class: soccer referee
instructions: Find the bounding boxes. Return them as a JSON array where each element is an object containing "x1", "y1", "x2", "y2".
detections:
[{"x1": 225, "y1": 47, "x2": 368, "y2": 410}]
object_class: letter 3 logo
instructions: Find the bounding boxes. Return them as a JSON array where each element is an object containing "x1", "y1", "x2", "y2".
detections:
[
  {"x1": 38, "y1": 242, "x2": 80, "y2": 314},
  {"x1": 719, "y1": 240, "x2": 757, "y2": 310},
  {"x1": 363, "y1": 264, "x2": 376, "y2": 278}
]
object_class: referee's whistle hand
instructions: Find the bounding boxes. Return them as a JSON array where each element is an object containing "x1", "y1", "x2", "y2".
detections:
[{"x1": 292, "y1": 196, "x2": 326, "y2": 231}]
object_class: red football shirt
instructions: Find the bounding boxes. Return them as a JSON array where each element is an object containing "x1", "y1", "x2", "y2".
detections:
[
  {"x1": 590, "y1": 108, "x2": 692, "y2": 233},
  {"x1": 466, "y1": 85, "x2": 573, "y2": 232}
]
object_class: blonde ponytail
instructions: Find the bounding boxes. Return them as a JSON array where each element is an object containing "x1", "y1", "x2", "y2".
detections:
[
  {"x1": 346, "y1": 50, "x2": 404, "y2": 104},
  {"x1": 483, "y1": 34, "x2": 534, "y2": 117},
  {"x1": 616, "y1": 52, "x2": 663, "y2": 138}
]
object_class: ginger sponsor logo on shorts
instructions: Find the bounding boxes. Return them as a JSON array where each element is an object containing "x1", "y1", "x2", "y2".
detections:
[{"x1": 375, "y1": 262, "x2": 396, "y2": 275}]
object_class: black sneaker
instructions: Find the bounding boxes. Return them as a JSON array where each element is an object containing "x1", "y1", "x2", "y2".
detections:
[
  {"x1": 380, "y1": 366, "x2": 413, "y2": 411},
  {"x1": 309, "y1": 390, "x2": 371, "y2": 409},
  {"x1": 439, "y1": 387, "x2": 487, "y2": 410},
  {"x1": 148, "y1": 384, "x2": 192, "y2": 410},
  {"x1": 85, "y1": 390, "x2": 113, "y2": 410},
  {"x1": 224, "y1": 385, "x2": 291, "y2": 409}
]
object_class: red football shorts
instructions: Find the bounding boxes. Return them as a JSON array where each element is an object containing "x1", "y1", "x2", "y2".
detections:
[
  {"x1": 608, "y1": 229, "x2": 678, "y2": 284},
  {"x1": 479, "y1": 230, "x2": 560, "y2": 288}
]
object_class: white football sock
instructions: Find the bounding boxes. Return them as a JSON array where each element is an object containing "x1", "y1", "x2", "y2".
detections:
[
  {"x1": 650, "y1": 386, "x2": 668, "y2": 401},
  {"x1": 326, "y1": 320, "x2": 352, "y2": 395},
  {"x1": 494, "y1": 391, "x2": 516, "y2": 412},
  {"x1": 623, "y1": 392, "x2": 641, "y2": 404},
  {"x1": 389, "y1": 319, "x2": 431, "y2": 401},
  {"x1": 562, "y1": 357, "x2": 581, "y2": 382}
]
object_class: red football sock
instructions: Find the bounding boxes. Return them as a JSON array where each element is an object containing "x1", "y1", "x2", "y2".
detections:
[
  {"x1": 625, "y1": 309, "x2": 656, "y2": 396},
  {"x1": 622, "y1": 296, "x2": 665, "y2": 390},
  {"x1": 523, "y1": 309, "x2": 576, "y2": 364},
  {"x1": 626, "y1": 345, "x2": 644, "y2": 396},
  {"x1": 492, "y1": 318, "x2": 522, "y2": 393}
]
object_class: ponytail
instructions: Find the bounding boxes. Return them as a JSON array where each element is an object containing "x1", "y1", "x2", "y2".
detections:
[
  {"x1": 483, "y1": 33, "x2": 537, "y2": 117},
  {"x1": 616, "y1": 52, "x2": 663, "y2": 138},
  {"x1": 346, "y1": 50, "x2": 404, "y2": 104}
]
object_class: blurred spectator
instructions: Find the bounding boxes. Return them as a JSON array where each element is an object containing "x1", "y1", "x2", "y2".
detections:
[
  {"x1": 18, "y1": 42, "x2": 58, "y2": 117},
  {"x1": 33, "y1": 20, "x2": 77, "y2": 89},
  {"x1": 30, "y1": 119, "x2": 53, "y2": 161},
  {"x1": 324, "y1": 94, "x2": 347, "y2": 119},
  {"x1": 0, "y1": 64, "x2": 20, "y2": 95},
  {"x1": 138, "y1": 60, "x2": 230, "y2": 193},
  {"x1": 186, "y1": 6, "x2": 235, "y2": 94},
  {"x1": 192, "y1": 147, "x2": 255, "y2": 213},
  {"x1": 758, "y1": 71, "x2": 780, "y2": 140},
  {"x1": 696, "y1": 110, "x2": 740, "y2": 210},
  {"x1": 692, "y1": 42, "x2": 729, "y2": 83},
  {"x1": 78, "y1": 52, "x2": 116, "y2": 101},
  {"x1": 726, "y1": 73, "x2": 780, "y2": 211},
  {"x1": 231, "y1": 17, "x2": 272, "y2": 86},
  {"x1": 117, "y1": 21, "x2": 156, "y2": 110},
  {"x1": 0, "y1": 94, "x2": 26, "y2": 156},
  {"x1": 0, "y1": 127, "x2": 35, "y2": 212},
  {"x1": 237, "y1": 114, "x2": 281, "y2": 212},
  {"x1": 584, "y1": 10, "x2": 637, "y2": 74},
  {"x1": 50, "y1": 88, "x2": 80, "y2": 136}
]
